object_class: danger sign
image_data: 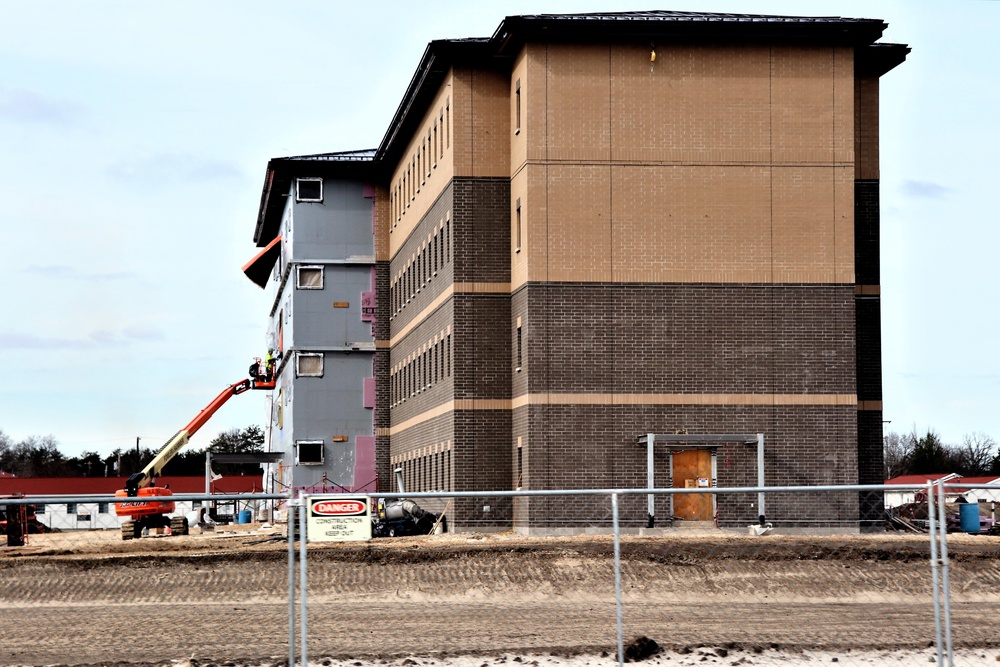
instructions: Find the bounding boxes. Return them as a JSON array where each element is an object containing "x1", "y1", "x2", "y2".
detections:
[{"x1": 307, "y1": 495, "x2": 372, "y2": 542}]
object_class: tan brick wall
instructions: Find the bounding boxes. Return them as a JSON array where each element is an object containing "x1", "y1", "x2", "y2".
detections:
[
  {"x1": 452, "y1": 67, "x2": 510, "y2": 178},
  {"x1": 388, "y1": 71, "x2": 456, "y2": 258},
  {"x1": 510, "y1": 50, "x2": 529, "y2": 177},
  {"x1": 506, "y1": 42, "x2": 857, "y2": 290},
  {"x1": 373, "y1": 185, "x2": 390, "y2": 262},
  {"x1": 610, "y1": 44, "x2": 771, "y2": 164},
  {"x1": 510, "y1": 170, "x2": 528, "y2": 287}
]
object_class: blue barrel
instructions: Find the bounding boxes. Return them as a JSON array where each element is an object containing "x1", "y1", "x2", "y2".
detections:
[
  {"x1": 959, "y1": 502, "x2": 980, "y2": 534},
  {"x1": 236, "y1": 509, "x2": 252, "y2": 524}
]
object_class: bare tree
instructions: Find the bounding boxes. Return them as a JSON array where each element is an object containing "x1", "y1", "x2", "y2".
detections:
[
  {"x1": 956, "y1": 432, "x2": 997, "y2": 476},
  {"x1": 883, "y1": 431, "x2": 912, "y2": 479}
]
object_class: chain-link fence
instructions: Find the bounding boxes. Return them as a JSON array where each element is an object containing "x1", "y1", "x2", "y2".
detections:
[{"x1": 2, "y1": 484, "x2": 998, "y2": 666}]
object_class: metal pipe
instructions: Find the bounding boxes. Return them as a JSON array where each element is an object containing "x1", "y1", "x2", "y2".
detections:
[
  {"x1": 756, "y1": 433, "x2": 765, "y2": 524},
  {"x1": 612, "y1": 493, "x2": 624, "y2": 667},
  {"x1": 646, "y1": 434, "x2": 654, "y2": 527},
  {"x1": 927, "y1": 482, "x2": 943, "y2": 666},
  {"x1": 935, "y1": 481, "x2": 954, "y2": 667},
  {"x1": 300, "y1": 495, "x2": 309, "y2": 667},
  {"x1": 287, "y1": 501, "x2": 296, "y2": 667}
]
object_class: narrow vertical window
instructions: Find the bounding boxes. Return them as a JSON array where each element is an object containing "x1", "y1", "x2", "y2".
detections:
[
  {"x1": 515, "y1": 78, "x2": 521, "y2": 134},
  {"x1": 516, "y1": 324, "x2": 523, "y2": 372},
  {"x1": 517, "y1": 443, "x2": 523, "y2": 489},
  {"x1": 433, "y1": 231, "x2": 439, "y2": 274},
  {"x1": 515, "y1": 198, "x2": 522, "y2": 253},
  {"x1": 445, "y1": 98, "x2": 450, "y2": 148},
  {"x1": 446, "y1": 334, "x2": 452, "y2": 377},
  {"x1": 433, "y1": 122, "x2": 439, "y2": 166},
  {"x1": 427, "y1": 129, "x2": 432, "y2": 176}
]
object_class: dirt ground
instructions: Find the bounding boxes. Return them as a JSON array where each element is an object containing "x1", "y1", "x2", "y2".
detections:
[{"x1": 2, "y1": 526, "x2": 1000, "y2": 667}]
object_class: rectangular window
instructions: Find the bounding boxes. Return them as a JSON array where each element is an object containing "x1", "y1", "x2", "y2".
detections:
[
  {"x1": 515, "y1": 78, "x2": 521, "y2": 134},
  {"x1": 296, "y1": 352, "x2": 324, "y2": 377},
  {"x1": 517, "y1": 444, "x2": 523, "y2": 489},
  {"x1": 296, "y1": 178, "x2": 323, "y2": 202},
  {"x1": 516, "y1": 324, "x2": 523, "y2": 372},
  {"x1": 34, "y1": 504, "x2": 45, "y2": 514},
  {"x1": 98, "y1": 502, "x2": 109, "y2": 514},
  {"x1": 66, "y1": 502, "x2": 77, "y2": 513},
  {"x1": 296, "y1": 265, "x2": 323, "y2": 289},
  {"x1": 515, "y1": 198, "x2": 522, "y2": 253},
  {"x1": 295, "y1": 440, "x2": 324, "y2": 465}
]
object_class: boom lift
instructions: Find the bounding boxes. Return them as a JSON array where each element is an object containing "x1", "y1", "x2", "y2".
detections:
[{"x1": 115, "y1": 375, "x2": 270, "y2": 540}]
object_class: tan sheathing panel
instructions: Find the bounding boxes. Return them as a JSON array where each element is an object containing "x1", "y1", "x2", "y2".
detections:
[
  {"x1": 610, "y1": 44, "x2": 771, "y2": 164},
  {"x1": 452, "y1": 68, "x2": 509, "y2": 178},
  {"x1": 855, "y1": 76, "x2": 880, "y2": 180}
]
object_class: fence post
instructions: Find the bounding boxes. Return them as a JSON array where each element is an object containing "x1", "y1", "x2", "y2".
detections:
[
  {"x1": 287, "y1": 500, "x2": 297, "y2": 667},
  {"x1": 612, "y1": 492, "x2": 624, "y2": 667},
  {"x1": 927, "y1": 482, "x2": 944, "y2": 666},
  {"x1": 300, "y1": 494, "x2": 309, "y2": 667},
  {"x1": 934, "y1": 482, "x2": 954, "y2": 667}
]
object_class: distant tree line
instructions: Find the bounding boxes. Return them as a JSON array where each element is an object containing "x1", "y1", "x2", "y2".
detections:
[
  {"x1": 884, "y1": 430, "x2": 1000, "y2": 479},
  {"x1": 0, "y1": 426, "x2": 265, "y2": 478}
]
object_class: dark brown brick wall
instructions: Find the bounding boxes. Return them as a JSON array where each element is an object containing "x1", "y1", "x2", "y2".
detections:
[
  {"x1": 452, "y1": 177, "x2": 511, "y2": 284},
  {"x1": 855, "y1": 297, "x2": 882, "y2": 402},
  {"x1": 374, "y1": 261, "x2": 391, "y2": 492},
  {"x1": 515, "y1": 404, "x2": 858, "y2": 528},
  {"x1": 855, "y1": 180, "x2": 880, "y2": 286},
  {"x1": 520, "y1": 284, "x2": 856, "y2": 395}
]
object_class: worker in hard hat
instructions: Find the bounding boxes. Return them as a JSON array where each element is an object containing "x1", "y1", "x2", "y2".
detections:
[{"x1": 264, "y1": 349, "x2": 276, "y2": 382}]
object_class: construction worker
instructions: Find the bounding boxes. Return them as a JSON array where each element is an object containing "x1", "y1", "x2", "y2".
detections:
[{"x1": 264, "y1": 349, "x2": 276, "y2": 382}]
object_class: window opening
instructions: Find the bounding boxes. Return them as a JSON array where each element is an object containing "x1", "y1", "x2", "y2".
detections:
[
  {"x1": 296, "y1": 352, "x2": 324, "y2": 377},
  {"x1": 515, "y1": 198, "x2": 522, "y2": 253},
  {"x1": 296, "y1": 265, "x2": 323, "y2": 289},
  {"x1": 296, "y1": 178, "x2": 323, "y2": 202},
  {"x1": 516, "y1": 324, "x2": 523, "y2": 372},
  {"x1": 295, "y1": 441, "x2": 324, "y2": 465},
  {"x1": 515, "y1": 78, "x2": 521, "y2": 134}
]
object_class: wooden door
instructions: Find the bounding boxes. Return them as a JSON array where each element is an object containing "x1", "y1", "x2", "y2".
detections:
[{"x1": 672, "y1": 449, "x2": 714, "y2": 520}]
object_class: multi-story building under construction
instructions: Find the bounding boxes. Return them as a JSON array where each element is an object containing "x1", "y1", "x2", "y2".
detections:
[{"x1": 242, "y1": 11, "x2": 909, "y2": 532}]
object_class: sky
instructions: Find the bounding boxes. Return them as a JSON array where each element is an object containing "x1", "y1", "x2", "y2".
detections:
[{"x1": 1, "y1": 0, "x2": 998, "y2": 461}]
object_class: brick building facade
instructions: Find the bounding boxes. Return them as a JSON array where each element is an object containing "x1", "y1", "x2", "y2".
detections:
[{"x1": 247, "y1": 12, "x2": 908, "y2": 532}]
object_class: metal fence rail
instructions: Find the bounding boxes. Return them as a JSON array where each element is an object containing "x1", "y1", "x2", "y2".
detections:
[{"x1": 3, "y1": 483, "x2": 996, "y2": 666}]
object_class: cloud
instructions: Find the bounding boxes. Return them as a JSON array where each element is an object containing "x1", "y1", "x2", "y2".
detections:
[
  {"x1": 0, "y1": 326, "x2": 164, "y2": 349},
  {"x1": 123, "y1": 325, "x2": 165, "y2": 341},
  {"x1": 902, "y1": 180, "x2": 952, "y2": 199},
  {"x1": 0, "y1": 87, "x2": 85, "y2": 125},
  {"x1": 106, "y1": 153, "x2": 243, "y2": 186},
  {"x1": 24, "y1": 265, "x2": 136, "y2": 282}
]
